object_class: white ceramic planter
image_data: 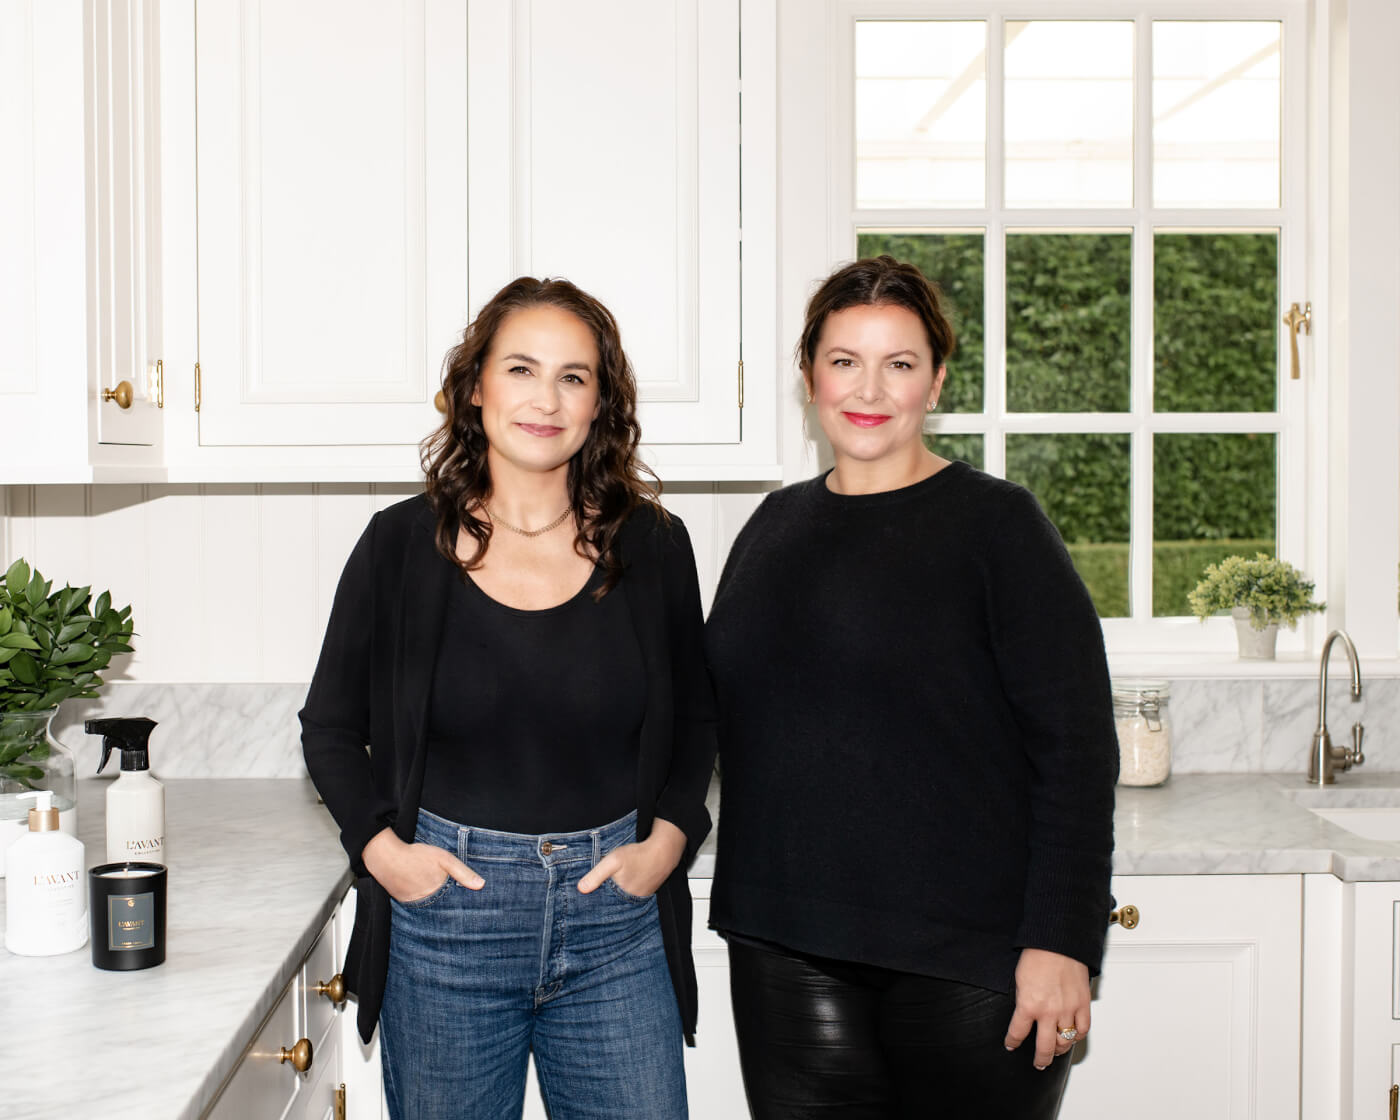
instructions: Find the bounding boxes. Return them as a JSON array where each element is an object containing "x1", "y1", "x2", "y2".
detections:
[{"x1": 1231, "y1": 606, "x2": 1279, "y2": 660}]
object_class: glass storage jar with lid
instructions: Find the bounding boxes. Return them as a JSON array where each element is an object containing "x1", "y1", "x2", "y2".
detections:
[{"x1": 1112, "y1": 680, "x2": 1171, "y2": 787}]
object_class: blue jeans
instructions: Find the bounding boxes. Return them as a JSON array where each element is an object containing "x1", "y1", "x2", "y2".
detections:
[{"x1": 379, "y1": 808, "x2": 687, "y2": 1120}]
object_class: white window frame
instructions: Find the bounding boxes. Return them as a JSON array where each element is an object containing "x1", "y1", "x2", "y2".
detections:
[{"x1": 825, "y1": 0, "x2": 1316, "y2": 656}]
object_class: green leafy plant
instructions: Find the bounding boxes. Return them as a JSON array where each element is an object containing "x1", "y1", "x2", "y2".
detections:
[
  {"x1": 0, "y1": 558, "x2": 134, "y2": 713},
  {"x1": 0, "y1": 559, "x2": 134, "y2": 790},
  {"x1": 1187, "y1": 553, "x2": 1324, "y2": 630}
]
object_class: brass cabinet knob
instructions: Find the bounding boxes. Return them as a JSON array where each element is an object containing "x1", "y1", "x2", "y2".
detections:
[
  {"x1": 316, "y1": 972, "x2": 346, "y2": 1004},
  {"x1": 102, "y1": 380, "x2": 134, "y2": 409},
  {"x1": 1109, "y1": 904, "x2": 1140, "y2": 930},
  {"x1": 278, "y1": 1037, "x2": 313, "y2": 1073},
  {"x1": 433, "y1": 389, "x2": 448, "y2": 414}
]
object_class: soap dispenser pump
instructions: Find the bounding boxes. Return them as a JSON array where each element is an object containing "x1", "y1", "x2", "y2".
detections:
[
  {"x1": 87, "y1": 717, "x2": 165, "y2": 864},
  {"x1": 4, "y1": 790, "x2": 89, "y2": 956}
]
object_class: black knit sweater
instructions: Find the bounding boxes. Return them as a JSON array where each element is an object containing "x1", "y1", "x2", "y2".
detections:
[{"x1": 705, "y1": 462, "x2": 1118, "y2": 994}]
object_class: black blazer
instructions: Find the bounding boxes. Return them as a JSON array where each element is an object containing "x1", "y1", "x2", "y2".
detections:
[{"x1": 300, "y1": 495, "x2": 717, "y2": 1044}]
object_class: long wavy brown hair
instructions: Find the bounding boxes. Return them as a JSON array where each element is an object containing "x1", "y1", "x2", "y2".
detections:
[{"x1": 421, "y1": 276, "x2": 661, "y2": 595}]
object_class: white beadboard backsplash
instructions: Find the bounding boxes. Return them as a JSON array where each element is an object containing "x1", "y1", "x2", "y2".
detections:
[
  {"x1": 5, "y1": 483, "x2": 1398, "y2": 779},
  {"x1": 0, "y1": 481, "x2": 768, "y2": 682}
]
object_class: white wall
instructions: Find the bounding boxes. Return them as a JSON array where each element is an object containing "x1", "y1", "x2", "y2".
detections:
[{"x1": 0, "y1": 483, "x2": 769, "y2": 684}]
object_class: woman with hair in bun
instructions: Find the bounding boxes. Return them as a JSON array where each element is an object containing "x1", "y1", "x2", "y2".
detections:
[
  {"x1": 302, "y1": 276, "x2": 715, "y2": 1120},
  {"x1": 706, "y1": 256, "x2": 1118, "y2": 1119}
]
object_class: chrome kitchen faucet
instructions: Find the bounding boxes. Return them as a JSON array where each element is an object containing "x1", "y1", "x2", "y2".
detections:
[{"x1": 1307, "y1": 629, "x2": 1365, "y2": 785}]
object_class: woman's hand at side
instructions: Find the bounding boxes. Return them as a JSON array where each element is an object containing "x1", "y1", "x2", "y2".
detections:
[
  {"x1": 577, "y1": 817, "x2": 687, "y2": 899},
  {"x1": 1003, "y1": 947, "x2": 1092, "y2": 1070},
  {"x1": 362, "y1": 827, "x2": 484, "y2": 903}
]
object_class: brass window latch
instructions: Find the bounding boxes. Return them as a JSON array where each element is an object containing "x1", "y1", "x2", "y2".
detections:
[{"x1": 1283, "y1": 302, "x2": 1311, "y2": 380}]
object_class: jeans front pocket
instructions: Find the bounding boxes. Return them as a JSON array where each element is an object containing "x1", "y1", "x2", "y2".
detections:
[
  {"x1": 603, "y1": 876, "x2": 656, "y2": 905},
  {"x1": 392, "y1": 875, "x2": 454, "y2": 911}
]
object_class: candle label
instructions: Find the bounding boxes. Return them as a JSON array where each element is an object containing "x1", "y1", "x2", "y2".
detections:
[{"x1": 107, "y1": 892, "x2": 155, "y2": 951}]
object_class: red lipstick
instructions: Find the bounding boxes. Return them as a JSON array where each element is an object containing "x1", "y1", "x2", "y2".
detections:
[{"x1": 842, "y1": 412, "x2": 891, "y2": 428}]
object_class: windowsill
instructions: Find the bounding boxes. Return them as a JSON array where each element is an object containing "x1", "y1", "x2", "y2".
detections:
[{"x1": 1108, "y1": 653, "x2": 1400, "y2": 680}]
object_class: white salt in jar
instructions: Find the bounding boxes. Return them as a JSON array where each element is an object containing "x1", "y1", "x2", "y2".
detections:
[{"x1": 1112, "y1": 680, "x2": 1171, "y2": 787}]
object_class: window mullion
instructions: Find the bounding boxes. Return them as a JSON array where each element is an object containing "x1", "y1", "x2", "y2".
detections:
[
  {"x1": 984, "y1": 14, "x2": 1006, "y2": 476},
  {"x1": 1131, "y1": 11, "x2": 1155, "y2": 623}
]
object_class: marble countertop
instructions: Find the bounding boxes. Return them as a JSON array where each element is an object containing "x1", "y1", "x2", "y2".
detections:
[
  {"x1": 7, "y1": 770, "x2": 1400, "y2": 1119},
  {"x1": 1109, "y1": 770, "x2": 1400, "y2": 880},
  {"x1": 0, "y1": 779, "x2": 350, "y2": 1120}
]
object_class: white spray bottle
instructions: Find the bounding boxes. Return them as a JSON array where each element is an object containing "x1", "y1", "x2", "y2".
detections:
[{"x1": 87, "y1": 717, "x2": 165, "y2": 864}]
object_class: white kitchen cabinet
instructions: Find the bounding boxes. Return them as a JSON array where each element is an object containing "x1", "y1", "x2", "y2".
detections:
[
  {"x1": 191, "y1": 0, "x2": 468, "y2": 450},
  {"x1": 1344, "y1": 881, "x2": 1400, "y2": 1119},
  {"x1": 207, "y1": 891, "x2": 385, "y2": 1120},
  {"x1": 466, "y1": 0, "x2": 740, "y2": 452},
  {"x1": 206, "y1": 913, "x2": 337, "y2": 1120},
  {"x1": 1060, "y1": 874, "x2": 1302, "y2": 1120},
  {"x1": 3, "y1": 1, "x2": 778, "y2": 484},
  {"x1": 685, "y1": 877, "x2": 1304, "y2": 1120},
  {"x1": 1, "y1": 0, "x2": 161, "y2": 484},
  {"x1": 155, "y1": 0, "x2": 778, "y2": 482}
]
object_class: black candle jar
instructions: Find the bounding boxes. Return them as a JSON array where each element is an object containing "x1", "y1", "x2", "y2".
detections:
[{"x1": 89, "y1": 862, "x2": 166, "y2": 970}]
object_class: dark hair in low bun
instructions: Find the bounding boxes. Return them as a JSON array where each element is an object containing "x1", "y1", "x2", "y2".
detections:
[{"x1": 797, "y1": 255, "x2": 956, "y2": 388}]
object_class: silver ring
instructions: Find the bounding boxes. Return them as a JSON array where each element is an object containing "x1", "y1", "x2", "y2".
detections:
[{"x1": 1057, "y1": 1027, "x2": 1079, "y2": 1042}]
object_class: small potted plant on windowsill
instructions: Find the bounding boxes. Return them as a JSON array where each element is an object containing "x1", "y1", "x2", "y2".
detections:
[
  {"x1": 1, "y1": 559, "x2": 134, "y2": 859},
  {"x1": 1187, "y1": 553, "x2": 1324, "y2": 660}
]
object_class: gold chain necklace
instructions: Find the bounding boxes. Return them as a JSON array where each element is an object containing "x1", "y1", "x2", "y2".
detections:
[{"x1": 486, "y1": 505, "x2": 572, "y2": 538}]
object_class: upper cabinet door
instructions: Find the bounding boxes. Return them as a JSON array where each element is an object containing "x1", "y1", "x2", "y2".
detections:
[
  {"x1": 2, "y1": 1, "x2": 92, "y2": 477},
  {"x1": 194, "y1": 0, "x2": 468, "y2": 447},
  {"x1": 467, "y1": 0, "x2": 742, "y2": 447},
  {"x1": 88, "y1": 0, "x2": 164, "y2": 452}
]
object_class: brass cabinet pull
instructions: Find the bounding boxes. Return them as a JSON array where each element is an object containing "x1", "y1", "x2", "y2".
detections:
[
  {"x1": 434, "y1": 390, "x2": 447, "y2": 414},
  {"x1": 278, "y1": 1037, "x2": 313, "y2": 1073},
  {"x1": 1283, "y1": 301, "x2": 1311, "y2": 380},
  {"x1": 1109, "y1": 905, "x2": 1140, "y2": 929},
  {"x1": 155, "y1": 359, "x2": 164, "y2": 408},
  {"x1": 102, "y1": 380, "x2": 134, "y2": 409},
  {"x1": 1390, "y1": 1083, "x2": 1397, "y2": 1120},
  {"x1": 336, "y1": 1084, "x2": 347, "y2": 1120},
  {"x1": 315, "y1": 972, "x2": 346, "y2": 1004}
]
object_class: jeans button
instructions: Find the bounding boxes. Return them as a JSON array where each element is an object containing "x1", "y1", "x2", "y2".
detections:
[{"x1": 540, "y1": 841, "x2": 553, "y2": 855}]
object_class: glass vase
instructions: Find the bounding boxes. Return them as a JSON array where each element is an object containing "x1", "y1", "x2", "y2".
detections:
[{"x1": 0, "y1": 708, "x2": 77, "y2": 877}]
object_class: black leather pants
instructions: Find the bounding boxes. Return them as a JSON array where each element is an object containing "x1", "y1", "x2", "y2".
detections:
[{"x1": 728, "y1": 939, "x2": 1073, "y2": 1120}]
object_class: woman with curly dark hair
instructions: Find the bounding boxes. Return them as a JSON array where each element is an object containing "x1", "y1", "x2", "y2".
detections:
[{"x1": 301, "y1": 276, "x2": 716, "y2": 1120}]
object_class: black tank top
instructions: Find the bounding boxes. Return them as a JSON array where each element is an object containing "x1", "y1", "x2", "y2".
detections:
[{"x1": 420, "y1": 564, "x2": 645, "y2": 834}]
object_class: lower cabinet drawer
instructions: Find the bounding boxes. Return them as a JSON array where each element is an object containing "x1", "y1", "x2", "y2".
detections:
[
  {"x1": 302, "y1": 915, "x2": 340, "y2": 1053},
  {"x1": 207, "y1": 976, "x2": 302, "y2": 1120}
]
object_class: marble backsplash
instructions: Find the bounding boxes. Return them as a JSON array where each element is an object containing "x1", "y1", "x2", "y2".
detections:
[{"x1": 53, "y1": 674, "x2": 1400, "y2": 781}]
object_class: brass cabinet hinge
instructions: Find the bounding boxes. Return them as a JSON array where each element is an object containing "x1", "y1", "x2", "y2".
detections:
[
  {"x1": 155, "y1": 359, "x2": 164, "y2": 408},
  {"x1": 737, "y1": 359, "x2": 744, "y2": 410},
  {"x1": 335, "y1": 1083, "x2": 346, "y2": 1120},
  {"x1": 194, "y1": 362, "x2": 202, "y2": 412}
]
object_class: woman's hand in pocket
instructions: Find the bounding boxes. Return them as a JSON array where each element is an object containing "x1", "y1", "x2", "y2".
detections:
[
  {"x1": 362, "y1": 827, "x2": 484, "y2": 903},
  {"x1": 577, "y1": 817, "x2": 687, "y2": 898}
]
